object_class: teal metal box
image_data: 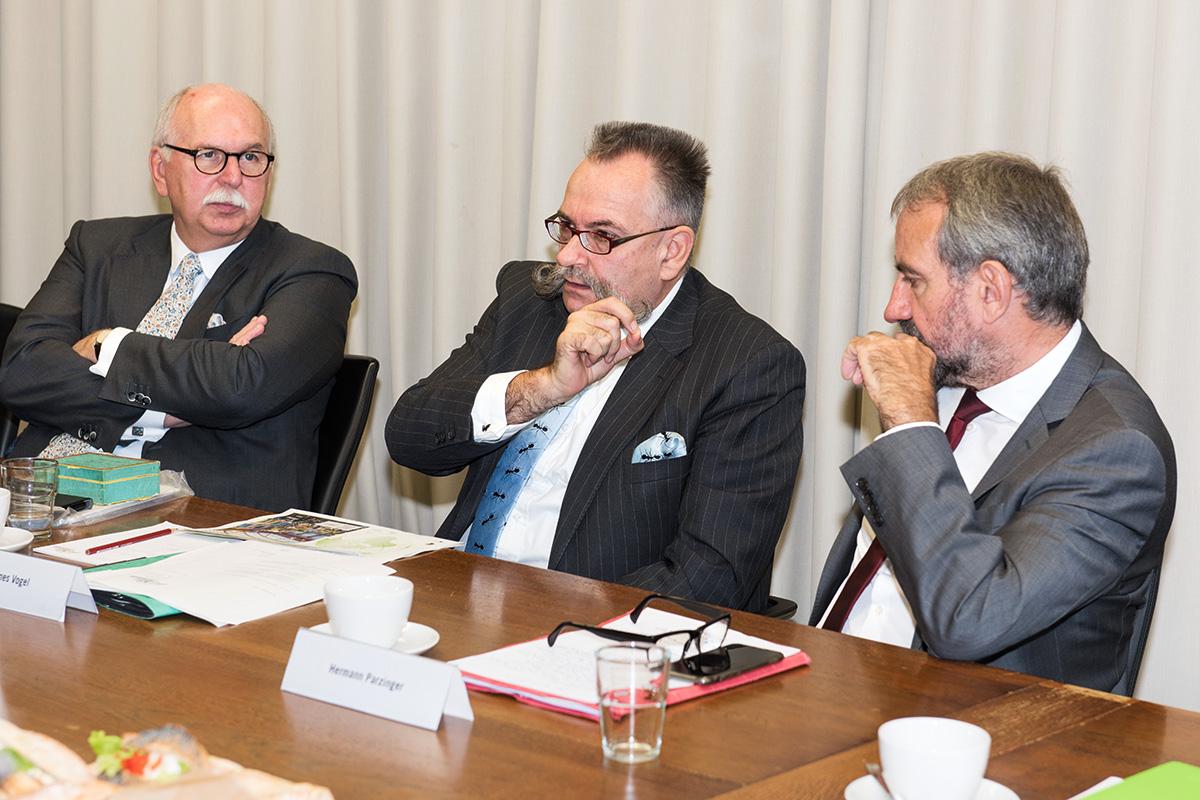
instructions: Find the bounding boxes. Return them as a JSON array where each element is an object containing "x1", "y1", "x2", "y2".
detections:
[{"x1": 55, "y1": 453, "x2": 160, "y2": 505}]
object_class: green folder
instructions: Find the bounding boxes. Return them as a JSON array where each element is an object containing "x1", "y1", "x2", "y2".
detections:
[
  {"x1": 1090, "y1": 762, "x2": 1200, "y2": 799},
  {"x1": 85, "y1": 555, "x2": 182, "y2": 619}
]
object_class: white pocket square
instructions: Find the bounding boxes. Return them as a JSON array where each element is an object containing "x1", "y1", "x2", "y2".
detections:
[
  {"x1": 206, "y1": 313, "x2": 225, "y2": 329},
  {"x1": 632, "y1": 431, "x2": 687, "y2": 463}
]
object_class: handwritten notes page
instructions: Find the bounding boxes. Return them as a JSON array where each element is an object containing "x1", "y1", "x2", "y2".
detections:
[
  {"x1": 451, "y1": 608, "x2": 809, "y2": 720},
  {"x1": 84, "y1": 541, "x2": 392, "y2": 626}
]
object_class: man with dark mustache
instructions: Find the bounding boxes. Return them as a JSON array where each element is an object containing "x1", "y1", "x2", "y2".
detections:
[
  {"x1": 810, "y1": 152, "x2": 1175, "y2": 694},
  {"x1": 0, "y1": 84, "x2": 356, "y2": 510},
  {"x1": 387, "y1": 121, "x2": 805, "y2": 612}
]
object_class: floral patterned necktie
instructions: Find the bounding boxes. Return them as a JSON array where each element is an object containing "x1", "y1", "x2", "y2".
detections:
[{"x1": 39, "y1": 254, "x2": 203, "y2": 458}]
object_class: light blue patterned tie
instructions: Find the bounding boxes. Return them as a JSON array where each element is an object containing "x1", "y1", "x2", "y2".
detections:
[
  {"x1": 40, "y1": 253, "x2": 204, "y2": 459},
  {"x1": 464, "y1": 398, "x2": 578, "y2": 556}
]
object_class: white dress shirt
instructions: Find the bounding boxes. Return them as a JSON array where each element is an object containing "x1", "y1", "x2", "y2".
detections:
[
  {"x1": 824, "y1": 321, "x2": 1083, "y2": 646},
  {"x1": 464, "y1": 277, "x2": 686, "y2": 567},
  {"x1": 89, "y1": 225, "x2": 243, "y2": 457}
]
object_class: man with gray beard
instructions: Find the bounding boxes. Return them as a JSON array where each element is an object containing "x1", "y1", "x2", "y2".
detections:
[
  {"x1": 0, "y1": 84, "x2": 356, "y2": 510},
  {"x1": 810, "y1": 152, "x2": 1175, "y2": 694},
  {"x1": 387, "y1": 121, "x2": 804, "y2": 612}
]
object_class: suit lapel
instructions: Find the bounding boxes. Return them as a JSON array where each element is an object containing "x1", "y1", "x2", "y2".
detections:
[
  {"x1": 547, "y1": 272, "x2": 699, "y2": 569},
  {"x1": 971, "y1": 324, "x2": 1104, "y2": 500},
  {"x1": 107, "y1": 220, "x2": 172, "y2": 328},
  {"x1": 175, "y1": 219, "x2": 268, "y2": 340}
]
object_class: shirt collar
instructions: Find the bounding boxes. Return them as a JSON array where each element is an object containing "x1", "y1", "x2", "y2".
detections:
[
  {"x1": 943, "y1": 320, "x2": 1082, "y2": 425},
  {"x1": 638, "y1": 274, "x2": 685, "y2": 336},
  {"x1": 169, "y1": 224, "x2": 245, "y2": 281}
]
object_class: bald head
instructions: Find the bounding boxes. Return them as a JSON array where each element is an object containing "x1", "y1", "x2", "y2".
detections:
[{"x1": 152, "y1": 84, "x2": 275, "y2": 157}]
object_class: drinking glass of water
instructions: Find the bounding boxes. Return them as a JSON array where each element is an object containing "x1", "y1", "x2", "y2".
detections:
[
  {"x1": 2, "y1": 458, "x2": 58, "y2": 536},
  {"x1": 595, "y1": 643, "x2": 669, "y2": 763}
]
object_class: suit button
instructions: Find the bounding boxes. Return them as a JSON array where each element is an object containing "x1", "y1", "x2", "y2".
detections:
[
  {"x1": 448, "y1": 431, "x2": 456, "y2": 441},
  {"x1": 126, "y1": 391, "x2": 137, "y2": 402},
  {"x1": 872, "y1": 511, "x2": 885, "y2": 526},
  {"x1": 855, "y1": 477, "x2": 869, "y2": 491},
  {"x1": 434, "y1": 432, "x2": 445, "y2": 444}
]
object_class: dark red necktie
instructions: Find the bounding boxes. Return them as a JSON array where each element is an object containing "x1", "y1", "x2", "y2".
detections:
[{"x1": 821, "y1": 389, "x2": 991, "y2": 631}]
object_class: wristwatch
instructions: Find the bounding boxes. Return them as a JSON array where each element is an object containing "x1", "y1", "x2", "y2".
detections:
[{"x1": 93, "y1": 329, "x2": 109, "y2": 360}]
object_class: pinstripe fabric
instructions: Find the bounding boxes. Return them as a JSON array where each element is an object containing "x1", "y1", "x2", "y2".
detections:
[
  {"x1": 809, "y1": 325, "x2": 1176, "y2": 694},
  {"x1": 387, "y1": 261, "x2": 805, "y2": 612}
]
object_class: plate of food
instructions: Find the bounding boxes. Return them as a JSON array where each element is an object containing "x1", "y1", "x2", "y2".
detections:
[{"x1": 0, "y1": 720, "x2": 332, "y2": 798}]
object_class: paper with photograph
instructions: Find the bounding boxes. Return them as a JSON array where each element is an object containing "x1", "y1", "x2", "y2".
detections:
[{"x1": 191, "y1": 509, "x2": 460, "y2": 562}]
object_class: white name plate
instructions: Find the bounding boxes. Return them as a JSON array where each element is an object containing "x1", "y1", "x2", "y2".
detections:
[
  {"x1": 281, "y1": 627, "x2": 474, "y2": 731},
  {"x1": 0, "y1": 550, "x2": 99, "y2": 622}
]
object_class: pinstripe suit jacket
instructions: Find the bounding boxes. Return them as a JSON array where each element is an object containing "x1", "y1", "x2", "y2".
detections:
[
  {"x1": 386, "y1": 261, "x2": 805, "y2": 611},
  {"x1": 809, "y1": 326, "x2": 1176, "y2": 694}
]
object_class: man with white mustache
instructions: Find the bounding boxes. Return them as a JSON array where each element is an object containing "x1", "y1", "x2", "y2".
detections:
[
  {"x1": 387, "y1": 122, "x2": 805, "y2": 612},
  {"x1": 0, "y1": 84, "x2": 357, "y2": 511}
]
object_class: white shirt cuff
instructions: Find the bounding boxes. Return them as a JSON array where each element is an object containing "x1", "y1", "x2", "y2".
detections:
[
  {"x1": 88, "y1": 327, "x2": 133, "y2": 378},
  {"x1": 119, "y1": 411, "x2": 169, "y2": 443},
  {"x1": 873, "y1": 420, "x2": 940, "y2": 441},
  {"x1": 471, "y1": 371, "x2": 534, "y2": 442}
]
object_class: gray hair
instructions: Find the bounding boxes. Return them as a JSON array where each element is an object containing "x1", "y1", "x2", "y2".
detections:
[
  {"x1": 891, "y1": 152, "x2": 1088, "y2": 325},
  {"x1": 151, "y1": 84, "x2": 277, "y2": 158},
  {"x1": 586, "y1": 121, "x2": 709, "y2": 233}
]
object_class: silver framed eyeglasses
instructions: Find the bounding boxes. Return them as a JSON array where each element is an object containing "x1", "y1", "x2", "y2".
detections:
[
  {"x1": 162, "y1": 144, "x2": 275, "y2": 177},
  {"x1": 546, "y1": 593, "x2": 730, "y2": 661},
  {"x1": 545, "y1": 215, "x2": 682, "y2": 255}
]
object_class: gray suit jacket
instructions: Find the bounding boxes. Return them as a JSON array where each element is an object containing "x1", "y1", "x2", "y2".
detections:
[
  {"x1": 386, "y1": 261, "x2": 805, "y2": 611},
  {"x1": 0, "y1": 214, "x2": 357, "y2": 511},
  {"x1": 810, "y1": 325, "x2": 1176, "y2": 694}
]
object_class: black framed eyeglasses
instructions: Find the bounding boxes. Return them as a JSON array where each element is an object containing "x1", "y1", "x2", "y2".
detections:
[
  {"x1": 546, "y1": 593, "x2": 730, "y2": 660},
  {"x1": 162, "y1": 144, "x2": 275, "y2": 177},
  {"x1": 545, "y1": 216, "x2": 682, "y2": 255}
]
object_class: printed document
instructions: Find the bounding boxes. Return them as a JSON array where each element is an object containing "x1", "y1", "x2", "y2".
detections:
[{"x1": 84, "y1": 541, "x2": 392, "y2": 626}]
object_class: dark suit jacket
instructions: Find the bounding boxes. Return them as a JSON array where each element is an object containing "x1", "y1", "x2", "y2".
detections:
[
  {"x1": 0, "y1": 214, "x2": 357, "y2": 511},
  {"x1": 386, "y1": 261, "x2": 805, "y2": 611},
  {"x1": 809, "y1": 325, "x2": 1176, "y2": 694}
]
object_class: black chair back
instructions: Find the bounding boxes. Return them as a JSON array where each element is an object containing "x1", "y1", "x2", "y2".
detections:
[
  {"x1": 1119, "y1": 566, "x2": 1162, "y2": 696},
  {"x1": 0, "y1": 303, "x2": 23, "y2": 456},
  {"x1": 311, "y1": 354, "x2": 379, "y2": 515},
  {"x1": 763, "y1": 595, "x2": 798, "y2": 620}
]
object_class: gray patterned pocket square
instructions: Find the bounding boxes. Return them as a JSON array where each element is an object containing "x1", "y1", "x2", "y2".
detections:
[
  {"x1": 206, "y1": 313, "x2": 226, "y2": 329},
  {"x1": 632, "y1": 431, "x2": 687, "y2": 463}
]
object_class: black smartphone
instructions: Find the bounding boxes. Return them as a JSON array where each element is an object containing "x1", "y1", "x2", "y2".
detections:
[
  {"x1": 56, "y1": 493, "x2": 93, "y2": 512},
  {"x1": 669, "y1": 643, "x2": 783, "y2": 684}
]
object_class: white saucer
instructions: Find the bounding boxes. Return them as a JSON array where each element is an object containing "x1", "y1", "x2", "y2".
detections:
[
  {"x1": 845, "y1": 775, "x2": 1018, "y2": 800},
  {"x1": 310, "y1": 621, "x2": 440, "y2": 655},
  {"x1": 0, "y1": 526, "x2": 34, "y2": 552}
]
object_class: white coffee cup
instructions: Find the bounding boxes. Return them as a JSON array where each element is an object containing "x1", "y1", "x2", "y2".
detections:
[
  {"x1": 0, "y1": 487, "x2": 11, "y2": 527},
  {"x1": 878, "y1": 716, "x2": 991, "y2": 800},
  {"x1": 323, "y1": 575, "x2": 413, "y2": 648}
]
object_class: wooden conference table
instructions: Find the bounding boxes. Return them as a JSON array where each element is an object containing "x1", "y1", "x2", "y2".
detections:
[{"x1": 2, "y1": 496, "x2": 1198, "y2": 798}]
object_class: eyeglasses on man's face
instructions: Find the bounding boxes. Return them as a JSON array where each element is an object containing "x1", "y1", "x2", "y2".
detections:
[
  {"x1": 545, "y1": 216, "x2": 682, "y2": 256},
  {"x1": 162, "y1": 144, "x2": 275, "y2": 177},
  {"x1": 546, "y1": 593, "x2": 730, "y2": 661}
]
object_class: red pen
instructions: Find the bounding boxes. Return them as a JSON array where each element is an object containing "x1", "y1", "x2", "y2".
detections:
[{"x1": 84, "y1": 528, "x2": 173, "y2": 556}]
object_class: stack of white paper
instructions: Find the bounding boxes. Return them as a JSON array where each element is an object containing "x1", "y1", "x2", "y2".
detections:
[
  {"x1": 84, "y1": 541, "x2": 393, "y2": 626},
  {"x1": 452, "y1": 608, "x2": 806, "y2": 719}
]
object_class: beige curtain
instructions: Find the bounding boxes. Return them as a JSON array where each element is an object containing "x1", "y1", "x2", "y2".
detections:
[{"x1": 1, "y1": 0, "x2": 1195, "y2": 710}]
